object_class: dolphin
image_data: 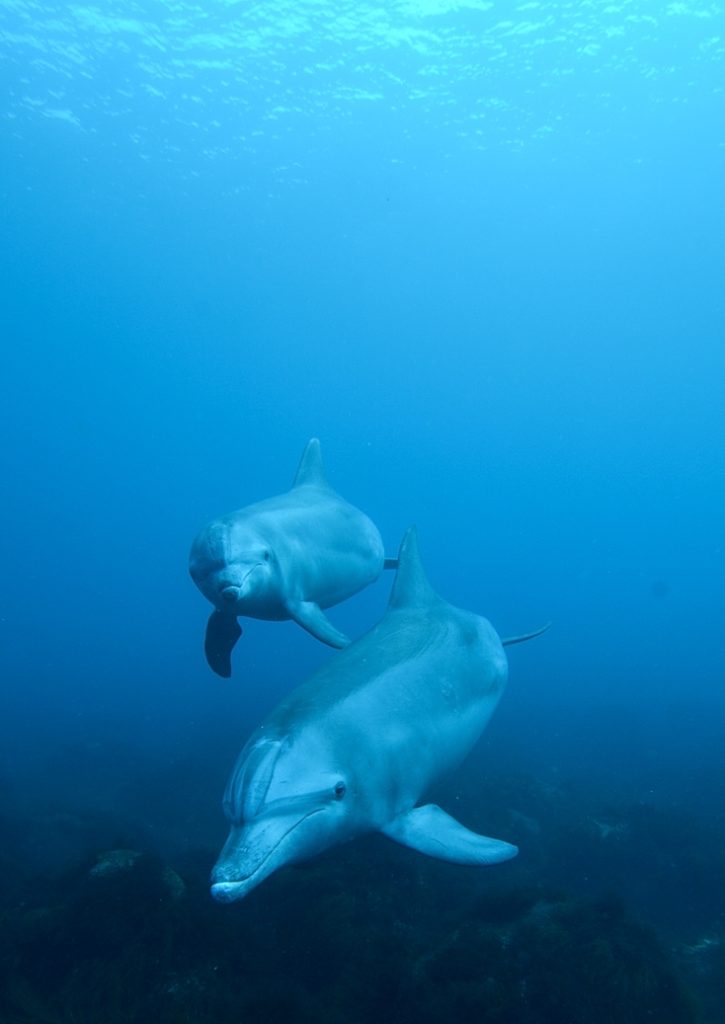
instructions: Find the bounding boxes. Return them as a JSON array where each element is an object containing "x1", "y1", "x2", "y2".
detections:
[
  {"x1": 189, "y1": 439, "x2": 392, "y2": 678},
  {"x1": 211, "y1": 527, "x2": 547, "y2": 902}
]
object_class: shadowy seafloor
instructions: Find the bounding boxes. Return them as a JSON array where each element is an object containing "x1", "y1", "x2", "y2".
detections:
[{"x1": 1, "y1": 756, "x2": 723, "y2": 1024}]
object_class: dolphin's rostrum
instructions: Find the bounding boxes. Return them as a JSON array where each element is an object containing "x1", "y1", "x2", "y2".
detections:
[
  {"x1": 211, "y1": 527, "x2": 545, "y2": 902},
  {"x1": 189, "y1": 439, "x2": 388, "y2": 677}
]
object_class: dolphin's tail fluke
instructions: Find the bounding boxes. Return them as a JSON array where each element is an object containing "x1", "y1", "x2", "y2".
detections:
[
  {"x1": 205, "y1": 611, "x2": 243, "y2": 677},
  {"x1": 501, "y1": 622, "x2": 551, "y2": 646}
]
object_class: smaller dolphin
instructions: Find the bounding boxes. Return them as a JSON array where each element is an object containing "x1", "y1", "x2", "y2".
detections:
[
  {"x1": 211, "y1": 527, "x2": 547, "y2": 902},
  {"x1": 189, "y1": 439, "x2": 390, "y2": 678}
]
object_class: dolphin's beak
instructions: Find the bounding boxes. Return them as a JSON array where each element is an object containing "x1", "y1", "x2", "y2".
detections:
[
  {"x1": 217, "y1": 564, "x2": 261, "y2": 608},
  {"x1": 210, "y1": 808, "x2": 323, "y2": 902}
]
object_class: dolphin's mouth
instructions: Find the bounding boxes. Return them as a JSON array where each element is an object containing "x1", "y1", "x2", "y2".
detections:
[
  {"x1": 210, "y1": 808, "x2": 324, "y2": 902},
  {"x1": 217, "y1": 564, "x2": 261, "y2": 605},
  {"x1": 210, "y1": 880, "x2": 248, "y2": 903}
]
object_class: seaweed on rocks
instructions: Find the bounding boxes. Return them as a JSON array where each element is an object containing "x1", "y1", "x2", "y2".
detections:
[
  {"x1": 399, "y1": 890, "x2": 697, "y2": 1024},
  {"x1": 0, "y1": 841, "x2": 699, "y2": 1024}
]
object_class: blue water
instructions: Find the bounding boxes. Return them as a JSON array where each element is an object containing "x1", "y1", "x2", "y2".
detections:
[{"x1": 1, "y1": 2, "x2": 724, "y2": 1019}]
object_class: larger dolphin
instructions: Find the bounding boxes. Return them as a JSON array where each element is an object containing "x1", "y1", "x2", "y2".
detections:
[
  {"x1": 190, "y1": 439, "x2": 390, "y2": 677},
  {"x1": 211, "y1": 527, "x2": 547, "y2": 902}
]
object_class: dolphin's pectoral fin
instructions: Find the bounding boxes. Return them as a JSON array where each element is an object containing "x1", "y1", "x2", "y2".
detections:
[
  {"x1": 381, "y1": 804, "x2": 518, "y2": 866},
  {"x1": 289, "y1": 601, "x2": 350, "y2": 649},
  {"x1": 205, "y1": 611, "x2": 243, "y2": 678}
]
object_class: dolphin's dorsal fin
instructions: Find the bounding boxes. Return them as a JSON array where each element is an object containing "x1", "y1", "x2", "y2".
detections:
[
  {"x1": 292, "y1": 438, "x2": 329, "y2": 489},
  {"x1": 388, "y1": 527, "x2": 436, "y2": 609}
]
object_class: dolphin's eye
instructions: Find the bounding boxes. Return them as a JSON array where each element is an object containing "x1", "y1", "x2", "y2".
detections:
[
  {"x1": 333, "y1": 781, "x2": 346, "y2": 800},
  {"x1": 263, "y1": 551, "x2": 270, "y2": 562}
]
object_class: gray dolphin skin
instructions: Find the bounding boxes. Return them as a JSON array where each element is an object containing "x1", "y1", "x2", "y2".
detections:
[
  {"x1": 211, "y1": 527, "x2": 544, "y2": 903},
  {"x1": 189, "y1": 439, "x2": 388, "y2": 677}
]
